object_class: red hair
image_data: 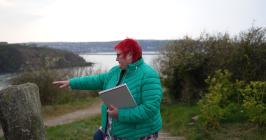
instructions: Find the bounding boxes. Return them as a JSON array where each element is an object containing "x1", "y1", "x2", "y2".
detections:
[{"x1": 114, "y1": 38, "x2": 142, "y2": 62}]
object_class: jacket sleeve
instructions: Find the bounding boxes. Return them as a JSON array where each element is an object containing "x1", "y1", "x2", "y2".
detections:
[
  {"x1": 117, "y1": 70, "x2": 162, "y2": 123},
  {"x1": 69, "y1": 72, "x2": 108, "y2": 90}
]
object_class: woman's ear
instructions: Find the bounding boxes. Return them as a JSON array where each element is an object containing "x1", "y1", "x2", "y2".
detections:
[{"x1": 126, "y1": 53, "x2": 133, "y2": 62}]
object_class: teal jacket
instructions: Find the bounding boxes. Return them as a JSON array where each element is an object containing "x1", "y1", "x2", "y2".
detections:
[{"x1": 69, "y1": 58, "x2": 163, "y2": 139}]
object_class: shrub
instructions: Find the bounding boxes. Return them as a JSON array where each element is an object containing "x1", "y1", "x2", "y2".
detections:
[
  {"x1": 242, "y1": 81, "x2": 266, "y2": 127},
  {"x1": 157, "y1": 37, "x2": 207, "y2": 103},
  {"x1": 198, "y1": 70, "x2": 237, "y2": 129},
  {"x1": 156, "y1": 26, "x2": 266, "y2": 103},
  {"x1": 11, "y1": 66, "x2": 101, "y2": 105},
  {"x1": 198, "y1": 69, "x2": 266, "y2": 129}
]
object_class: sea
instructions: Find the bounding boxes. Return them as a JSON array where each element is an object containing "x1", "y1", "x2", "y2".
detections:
[{"x1": 0, "y1": 52, "x2": 159, "y2": 90}]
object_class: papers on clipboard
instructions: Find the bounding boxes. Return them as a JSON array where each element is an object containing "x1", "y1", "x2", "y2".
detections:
[{"x1": 98, "y1": 83, "x2": 136, "y2": 108}]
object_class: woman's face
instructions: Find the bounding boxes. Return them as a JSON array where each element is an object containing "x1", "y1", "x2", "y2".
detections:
[{"x1": 116, "y1": 49, "x2": 132, "y2": 70}]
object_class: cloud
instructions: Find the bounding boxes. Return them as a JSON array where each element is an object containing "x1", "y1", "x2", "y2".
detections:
[
  {"x1": 1, "y1": 0, "x2": 266, "y2": 43},
  {"x1": 0, "y1": 0, "x2": 57, "y2": 35},
  {"x1": 0, "y1": 0, "x2": 53, "y2": 25}
]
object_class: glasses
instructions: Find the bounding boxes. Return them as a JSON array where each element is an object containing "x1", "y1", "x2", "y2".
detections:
[{"x1": 116, "y1": 53, "x2": 122, "y2": 58}]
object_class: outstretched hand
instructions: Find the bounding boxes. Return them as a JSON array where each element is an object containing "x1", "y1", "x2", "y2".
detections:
[{"x1": 52, "y1": 80, "x2": 70, "y2": 89}]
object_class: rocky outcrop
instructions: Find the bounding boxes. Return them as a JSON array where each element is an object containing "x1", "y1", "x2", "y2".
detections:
[
  {"x1": 0, "y1": 44, "x2": 92, "y2": 73},
  {"x1": 0, "y1": 83, "x2": 45, "y2": 140}
]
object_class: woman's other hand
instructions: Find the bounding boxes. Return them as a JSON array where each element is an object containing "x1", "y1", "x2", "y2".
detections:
[
  {"x1": 107, "y1": 104, "x2": 118, "y2": 119},
  {"x1": 52, "y1": 80, "x2": 70, "y2": 89}
]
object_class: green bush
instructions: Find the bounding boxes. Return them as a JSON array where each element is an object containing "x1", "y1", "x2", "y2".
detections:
[
  {"x1": 242, "y1": 81, "x2": 266, "y2": 127},
  {"x1": 198, "y1": 70, "x2": 237, "y2": 129},
  {"x1": 222, "y1": 103, "x2": 247, "y2": 123},
  {"x1": 156, "y1": 27, "x2": 266, "y2": 103},
  {"x1": 229, "y1": 27, "x2": 266, "y2": 81},
  {"x1": 157, "y1": 37, "x2": 207, "y2": 103},
  {"x1": 198, "y1": 69, "x2": 266, "y2": 129}
]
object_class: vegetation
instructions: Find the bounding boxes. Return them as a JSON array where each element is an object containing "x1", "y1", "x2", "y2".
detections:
[
  {"x1": 161, "y1": 103, "x2": 266, "y2": 140},
  {"x1": 0, "y1": 43, "x2": 91, "y2": 73},
  {"x1": 11, "y1": 66, "x2": 102, "y2": 105},
  {"x1": 46, "y1": 115, "x2": 101, "y2": 140},
  {"x1": 161, "y1": 103, "x2": 200, "y2": 137},
  {"x1": 155, "y1": 26, "x2": 266, "y2": 139},
  {"x1": 0, "y1": 44, "x2": 24, "y2": 73},
  {"x1": 198, "y1": 70, "x2": 266, "y2": 129},
  {"x1": 242, "y1": 81, "x2": 266, "y2": 127},
  {"x1": 155, "y1": 26, "x2": 266, "y2": 103},
  {"x1": 0, "y1": 116, "x2": 101, "y2": 140},
  {"x1": 0, "y1": 103, "x2": 264, "y2": 140},
  {"x1": 42, "y1": 97, "x2": 100, "y2": 119}
]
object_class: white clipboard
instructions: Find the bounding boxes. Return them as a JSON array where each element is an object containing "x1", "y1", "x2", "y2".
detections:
[{"x1": 98, "y1": 83, "x2": 137, "y2": 108}]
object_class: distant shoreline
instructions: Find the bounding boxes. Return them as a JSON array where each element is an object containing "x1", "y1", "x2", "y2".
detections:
[{"x1": 78, "y1": 51, "x2": 160, "y2": 55}]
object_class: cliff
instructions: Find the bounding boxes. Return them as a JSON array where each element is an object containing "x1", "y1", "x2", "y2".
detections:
[{"x1": 0, "y1": 43, "x2": 92, "y2": 73}]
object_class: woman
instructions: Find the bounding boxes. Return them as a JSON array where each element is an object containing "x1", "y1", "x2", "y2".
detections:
[{"x1": 53, "y1": 38, "x2": 163, "y2": 140}]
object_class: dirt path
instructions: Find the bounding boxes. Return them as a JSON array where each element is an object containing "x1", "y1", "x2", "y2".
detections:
[{"x1": 44, "y1": 101, "x2": 101, "y2": 127}]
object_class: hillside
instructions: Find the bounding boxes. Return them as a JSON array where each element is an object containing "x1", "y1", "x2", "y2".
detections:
[
  {"x1": 28, "y1": 40, "x2": 172, "y2": 53},
  {"x1": 0, "y1": 43, "x2": 92, "y2": 74}
]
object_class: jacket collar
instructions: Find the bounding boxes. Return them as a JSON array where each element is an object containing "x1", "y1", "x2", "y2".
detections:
[{"x1": 126, "y1": 58, "x2": 144, "y2": 71}]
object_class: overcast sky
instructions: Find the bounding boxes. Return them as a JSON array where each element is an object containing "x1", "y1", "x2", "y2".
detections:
[{"x1": 0, "y1": 0, "x2": 265, "y2": 43}]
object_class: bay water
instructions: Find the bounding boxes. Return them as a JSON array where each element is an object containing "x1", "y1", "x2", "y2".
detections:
[{"x1": 0, "y1": 52, "x2": 159, "y2": 90}]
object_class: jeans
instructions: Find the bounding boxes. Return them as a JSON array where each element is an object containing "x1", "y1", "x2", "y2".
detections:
[
  {"x1": 93, "y1": 128, "x2": 106, "y2": 140},
  {"x1": 93, "y1": 128, "x2": 158, "y2": 140}
]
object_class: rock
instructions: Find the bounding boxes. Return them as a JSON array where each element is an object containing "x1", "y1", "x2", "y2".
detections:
[
  {"x1": 191, "y1": 115, "x2": 199, "y2": 122},
  {"x1": 187, "y1": 122, "x2": 194, "y2": 126},
  {"x1": 0, "y1": 83, "x2": 45, "y2": 140}
]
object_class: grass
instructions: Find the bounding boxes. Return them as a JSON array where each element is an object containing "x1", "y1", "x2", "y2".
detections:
[
  {"x1": 46, "y1": 115, "x2": 101, "y2": 140},
  {"x1": 42, "y1": 97, "x2": 100, "y2": 119},
  {"x1": 161, "y1": 103, "x2": 200, "y2": 138},
  {"x1": 47, "y1": 103, "x2": 198, "y2": 140},
  {"x1": 1, "y1": 102, "x2": 265, "y2": 140},
  {"x1": 160, "y1": 103, "x2": 266, "y2": 140},
  {"x1": 0, "y1": 97, "x2": 101, "y2": 140},
  {"x1": 0, "y1": 115, "x2": 102, "y2": 140},
  {"x1": 198, "y1": 123, "x2": 266, "y2": 140},
  {"x1": 40, "y1": 103, "x2": 266, "y2": 140}
]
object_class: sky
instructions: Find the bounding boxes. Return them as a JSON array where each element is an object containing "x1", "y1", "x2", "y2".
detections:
[{"x1": 0, "y1": 0, "x2": 265, "y2": 43}]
